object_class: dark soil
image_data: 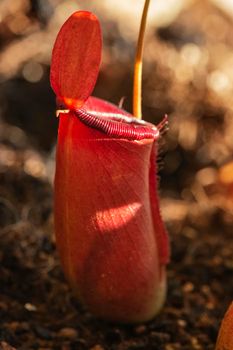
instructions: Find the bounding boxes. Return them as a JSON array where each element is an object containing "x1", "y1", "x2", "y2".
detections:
[{"x1": 0, "y1": 152, "x2": 232, "y2": 350}]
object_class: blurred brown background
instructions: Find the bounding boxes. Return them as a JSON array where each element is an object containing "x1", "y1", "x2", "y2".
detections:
[
  {"x1": 0, "y1": 1, "x2": 233, "y2": 349},
  {"x1": 1, "y1": 0, "x2": 233, "y2": 226}
]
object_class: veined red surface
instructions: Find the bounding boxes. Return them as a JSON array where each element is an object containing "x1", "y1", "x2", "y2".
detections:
[{"x1": 55, "y1": 97, "x2": 169, "y2": 322}]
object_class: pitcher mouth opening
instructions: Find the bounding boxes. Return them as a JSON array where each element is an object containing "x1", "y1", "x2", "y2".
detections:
[
  {"x1": 56, "y1": 96, "x2": 168, "y2": 141},
  {"x1": 73, "y1": 108, "x2": 161, "y2": 141}
]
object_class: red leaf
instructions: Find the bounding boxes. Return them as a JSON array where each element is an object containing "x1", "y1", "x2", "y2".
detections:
[{"x1": 50, "y1": 11, "x2": 102, "y2": 110}]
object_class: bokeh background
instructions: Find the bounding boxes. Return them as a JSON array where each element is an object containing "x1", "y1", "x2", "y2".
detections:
[
  {"x1": 0, "y1": 1, "x2": 233, "y2": 349},
  {"x1": 1, "y1": 0, "x2": 233, "y2": 218}
]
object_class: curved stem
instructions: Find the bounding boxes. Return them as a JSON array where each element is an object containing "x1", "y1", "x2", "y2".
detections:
[{"x1": 133, "y1": 0, "x2": 151, "y2": 119}]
